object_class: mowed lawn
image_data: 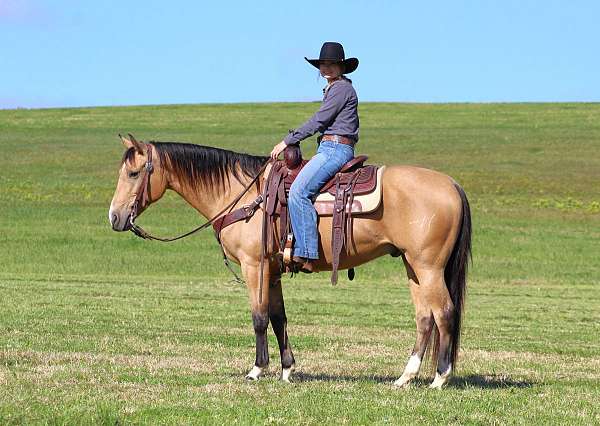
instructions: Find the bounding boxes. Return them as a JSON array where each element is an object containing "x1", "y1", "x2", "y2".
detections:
[{"x1": 0, "y1": 103, "x2": 599, "y2": 424}]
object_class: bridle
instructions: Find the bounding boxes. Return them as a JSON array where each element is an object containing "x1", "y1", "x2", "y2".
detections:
[
  {"x1": 128, "y1": 144, "x2": 155, "y2": 233},
  {"x1": 126, "y1": 143, "x2": 271, "y2": 282}
]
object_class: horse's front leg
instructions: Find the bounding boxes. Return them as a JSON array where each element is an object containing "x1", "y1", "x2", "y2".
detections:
[
  {"x1": 242, "y1": 261, "x2": 272, "y2": 381},
  {"x1": 269, "y1": 274, "x2": 295, "y2": 382}
]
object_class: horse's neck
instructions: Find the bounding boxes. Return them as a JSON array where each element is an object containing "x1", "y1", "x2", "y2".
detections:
[{"x1": 166, "y1": 169, "x2": 259, "y2": 220}]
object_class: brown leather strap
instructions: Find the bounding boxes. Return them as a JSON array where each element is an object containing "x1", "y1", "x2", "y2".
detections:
[
  {"x1": 345, "y1": 171, "x2": 361, "y2": 252},
  {"x1": 259, "y1": 162, "x2": 281, "y2": 304},
  {"x1": 211, "y1": 194, "x2": 263, "y2": 232},
  {"x1": 331, "y1": 176, "x2": 344, "y2": 285},
  {"x1": 279, "y1": 203, "x2": 288, "y2": 250},
  {"x1": 131, "y1": 143, "x2": 154, "y2": 220},
  {"x1": 330, "y1": 169, "x2": 362, "y2": 285},
  {"x1": 266, "y1": 164, "x2": 282, "y2": 215}
]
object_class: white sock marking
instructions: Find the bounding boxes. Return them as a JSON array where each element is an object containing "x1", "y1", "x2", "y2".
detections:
[
  {"x1": 281, "y1": 367, "x2": 293, "y2": 383},
  {"x1": 394, "y1": 354, "x2": 422, "y2": 387},
  {"x1": 246, "y1": 365, "x2": 263, "y2": 380},
  {"x1": 404, "y1": 354, "x2": 422, "y2": 376}
]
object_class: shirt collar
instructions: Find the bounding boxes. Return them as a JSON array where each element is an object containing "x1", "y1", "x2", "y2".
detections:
[{"x1": 323, "y1": 77, "x2": 343, "y2": 95}]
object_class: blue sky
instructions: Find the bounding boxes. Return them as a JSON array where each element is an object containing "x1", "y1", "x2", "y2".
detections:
[{"x1": 1, "y1": 0, "x2": 598, "y2": 108}]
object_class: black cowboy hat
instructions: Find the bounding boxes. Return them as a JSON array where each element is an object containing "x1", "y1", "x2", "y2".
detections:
[{"x1": 305, "y1": 42, "x2": 359, "y2": 74}]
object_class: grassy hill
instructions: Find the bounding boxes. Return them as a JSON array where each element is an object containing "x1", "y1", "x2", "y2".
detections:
[{"x1": 0, "y1": 103, "x2": 599, "y2": 424}]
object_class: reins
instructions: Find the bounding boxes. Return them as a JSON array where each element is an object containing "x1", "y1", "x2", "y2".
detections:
[{"x1": 128, "y1": 143, "x2": 272, "y2": 282}]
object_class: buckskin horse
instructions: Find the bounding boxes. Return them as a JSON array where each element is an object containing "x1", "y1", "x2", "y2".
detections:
[{"x1": 108, "y1": 134, "x2": 471, "y2": 389}]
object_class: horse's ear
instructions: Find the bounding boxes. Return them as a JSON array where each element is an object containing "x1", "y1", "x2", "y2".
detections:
[{"x1": 119, "y1": 133, "x2": 144, "y2": 153}]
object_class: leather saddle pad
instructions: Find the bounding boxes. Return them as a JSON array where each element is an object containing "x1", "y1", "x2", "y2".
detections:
[
  {"x1": 314, "y1": 166, "x2": 385, "y2": 216},
  {"x1": 321, "y1": 164, "x2": 378, "y2": 196}
]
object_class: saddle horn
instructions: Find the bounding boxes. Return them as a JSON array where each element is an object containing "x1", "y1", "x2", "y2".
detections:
[{"x1": 284, "y1": 144, "x2": 303, "y2": 170}]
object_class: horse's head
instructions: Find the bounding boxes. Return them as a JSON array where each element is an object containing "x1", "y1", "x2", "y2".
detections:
[{"x1": 109, "y1": 134, "x2": 165, "y2": 231}]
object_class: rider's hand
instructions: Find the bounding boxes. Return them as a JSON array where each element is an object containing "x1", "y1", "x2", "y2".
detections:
[{"x1": 270, "y1": 141, "x2": 287, "y2": 160}]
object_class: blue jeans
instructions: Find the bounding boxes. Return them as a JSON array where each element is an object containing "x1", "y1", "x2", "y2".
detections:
[{"x1": 288, "y1": 140, "x2": 355, "y2": 259}]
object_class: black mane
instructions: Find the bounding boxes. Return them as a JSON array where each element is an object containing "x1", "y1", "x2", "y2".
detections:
[{"x1": 152, "y1": 142, "x2": 269, "y2": 193}]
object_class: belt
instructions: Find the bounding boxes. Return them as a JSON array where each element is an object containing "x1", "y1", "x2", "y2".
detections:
[{"x1": 320, "y1": 134, "x2": 356, "y2": 146}]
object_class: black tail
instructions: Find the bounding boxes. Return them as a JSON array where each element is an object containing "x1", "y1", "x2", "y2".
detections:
[
  {"x1": 429, "y1": 183, "x2": 472, "y2": 371},
  {"x1": 445, "y1": 183, "x2": 471, "y2": 368}
]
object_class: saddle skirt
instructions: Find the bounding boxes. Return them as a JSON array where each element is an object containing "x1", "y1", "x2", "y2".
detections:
[{"x1": 314, "y1": 166, "x2": 384, "y2": 215}]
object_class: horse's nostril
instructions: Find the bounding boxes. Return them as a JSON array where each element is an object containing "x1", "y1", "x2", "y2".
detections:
[{"x1": 111, "y1": 213, "x2": 119, "y2": 228}]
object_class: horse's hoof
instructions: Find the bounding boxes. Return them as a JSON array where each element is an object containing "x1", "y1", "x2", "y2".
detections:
[
  {"x1": 393, "y1": 374, "x2": 415, "y2": 389},
  {"x1": 429, "y1": 380, "x2": 445, "y2": 389},
  {"x1": 429, "y1": 369, "x2": 451, "y2": 389},
  {"x1": 245, "y1": 366, "x2": 264, "y2": 381},
  {"x1": 429, "y1": 378, "x2": 448, "y2": 389}
]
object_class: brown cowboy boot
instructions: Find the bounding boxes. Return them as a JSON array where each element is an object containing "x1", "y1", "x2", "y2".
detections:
[{"x1": 292, "y1": 256, "x2": 314, "y2": 273}]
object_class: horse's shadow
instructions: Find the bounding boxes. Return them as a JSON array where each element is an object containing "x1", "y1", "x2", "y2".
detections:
[
  {"x1": 293, "y1": 372, "x2": 533, "y2": 389},
  {"x1": 293, "y1": 372, "x2": 396, "y2": 384},
  {"x1": 449, "y1": 374, "x2": 533, "y2": 389}
]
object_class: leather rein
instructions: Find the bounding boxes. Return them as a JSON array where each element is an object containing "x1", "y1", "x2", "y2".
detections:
[{"x1": 128, "y1": 143, "x2": 271, "y2": 281}]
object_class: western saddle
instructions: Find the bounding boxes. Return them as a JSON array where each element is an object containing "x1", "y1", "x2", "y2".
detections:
[{"x1": 213, "y1": 144, "x2": 381, "y2": 285}]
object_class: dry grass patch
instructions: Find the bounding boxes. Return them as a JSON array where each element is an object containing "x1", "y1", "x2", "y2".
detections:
[
  {"x1": 1, "y1": 349, "x2": 219, "y2": 375},
  {"x1": 291, "y1": 324, "x2": 412, "y2": 341}
]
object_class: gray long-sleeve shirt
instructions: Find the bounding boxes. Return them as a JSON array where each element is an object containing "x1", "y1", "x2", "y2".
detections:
[{"x1": 283, "y1": 78, "x2": 359, "y2": 145}]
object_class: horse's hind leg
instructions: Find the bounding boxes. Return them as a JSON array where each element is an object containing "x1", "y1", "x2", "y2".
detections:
[
  {"x1": 395, "y1": 257, "x2": 455, "y2": 389},
  {"x1": 269, "y1": 275, "x2": 296, "y2": 382},
  {"x1": 412, "y1": 264, "x2": 455, "y2": 389},
  {"x1": 394, "y1": 259, "x2": 435, "y2": 388},
  {"x1": 429, "y1": 283, "x2": 455, "y2": 389}
]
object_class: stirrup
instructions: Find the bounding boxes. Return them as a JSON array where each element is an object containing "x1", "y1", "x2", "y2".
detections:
[{"x1": 282, "y1": 233, "x2": 294, "y2": 265}]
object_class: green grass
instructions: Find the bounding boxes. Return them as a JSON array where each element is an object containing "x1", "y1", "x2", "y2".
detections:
[{"x1": 0, "y1": 103, "x2": 599, "y2": 424}]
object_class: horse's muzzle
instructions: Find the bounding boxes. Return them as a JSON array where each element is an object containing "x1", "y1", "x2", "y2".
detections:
[{"x1": 109, "y1": 208, "x2": 132, "y2": 232}]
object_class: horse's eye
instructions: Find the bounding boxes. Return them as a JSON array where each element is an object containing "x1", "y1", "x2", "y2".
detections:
[{"x1": 128, "y1": 171, "x2": 140, "y2": 179}]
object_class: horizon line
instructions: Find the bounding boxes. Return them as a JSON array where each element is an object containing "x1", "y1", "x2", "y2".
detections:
[{"x1": 2, "y1": 99, "x2": 600, "y2": 112}]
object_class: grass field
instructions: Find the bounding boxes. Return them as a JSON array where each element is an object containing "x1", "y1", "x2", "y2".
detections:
[{"x1": 0, "y1": 102, "x2": 599, "y2": 424}]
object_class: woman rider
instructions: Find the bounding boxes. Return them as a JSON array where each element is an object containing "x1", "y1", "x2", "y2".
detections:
[{"x1": 270, "y1": 42, "x2": 359, "y2": 272}]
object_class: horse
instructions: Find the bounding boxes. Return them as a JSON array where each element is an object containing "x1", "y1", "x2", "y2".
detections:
[{"x1": 108, "y1": 134, "x2": 471, "y2": 389}]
